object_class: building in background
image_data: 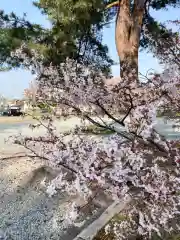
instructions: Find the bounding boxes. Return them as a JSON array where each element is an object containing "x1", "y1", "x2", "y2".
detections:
[
  {"x1": 23, "y1": 79, "x2": 38, "y2": 112},
  {"x1": 0, "y1": 95, "x2": 8, "y2": 112}
]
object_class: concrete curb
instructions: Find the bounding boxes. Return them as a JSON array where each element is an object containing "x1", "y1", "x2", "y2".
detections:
[{"x1": 73, "y1": 197, "x2": 130, "y2": 240}]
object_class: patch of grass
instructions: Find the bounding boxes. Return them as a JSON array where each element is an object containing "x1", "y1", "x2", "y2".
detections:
[
  {"x1": 111, "y1": 213, "x2": 129, "y2": 223},
  {"x1": 93, "y1": 212, "x2": 180, "y2": 240},
  {"x1": 82, "y1": 124, "x2": 114, "y2": 135},
  {"x1": 156, "y1": 110, "x2": 180, "y2": 118},
  {"x1": 93, "y1": 213, "x2": 127, "y2": 240},
  {"x1": 151, "y1": 233, "x2": 180, "y2": 240},
  {"x1": 93, "y1": 226, "x2": 115, "y2": 240}
]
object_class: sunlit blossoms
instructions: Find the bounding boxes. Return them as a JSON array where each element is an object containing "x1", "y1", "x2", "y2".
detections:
[{"x1": 12, "y1": 45, "x2": 180, "y2": 239}]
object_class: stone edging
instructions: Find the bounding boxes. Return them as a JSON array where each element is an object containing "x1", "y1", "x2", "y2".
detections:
[{"x1": 73, "y1": 197, "x2": 131, "y2": 240}]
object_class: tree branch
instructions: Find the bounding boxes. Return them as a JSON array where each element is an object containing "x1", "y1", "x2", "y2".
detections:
[
  {"x1": 120, "y1": 94, "x2": 134, "y2": 124},
  {"x1": 95, "y1": 99, "x2": 126, "y2": 126}
]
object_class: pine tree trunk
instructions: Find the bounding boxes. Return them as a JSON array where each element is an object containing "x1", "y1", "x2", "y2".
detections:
[{"x1": 115, "y1": 0, "x2": 145, "y2": 83}]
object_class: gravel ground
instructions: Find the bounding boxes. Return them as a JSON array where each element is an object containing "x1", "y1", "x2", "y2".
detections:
[
  {"x1": 0, "y1": 157, "x2": 67, "y2": 240},
  {"x1": 0, "y1": 121, "x2": 73, "y2": 240},
  {"x1": 0, "y1": 155, "x2": 105, "y2": 240},
  {"x1": 0, "y1": 118, "x2": 106, "y2": 240}
]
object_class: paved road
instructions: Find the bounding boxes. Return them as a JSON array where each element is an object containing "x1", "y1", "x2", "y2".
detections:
[
  {"x1": 0, "y1": 117, "x2": 81, "y2": 153},
  {"x1": 0, "y1": 117, "x2": 179, "y2": 154},
  {"x1": 155, "y1": 118, "x2": 180, "y2": 140}
]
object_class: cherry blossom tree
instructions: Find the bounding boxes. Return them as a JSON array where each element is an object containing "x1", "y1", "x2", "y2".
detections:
[{"x1": 11, "y1": 45, "x2": 180, "y2": 239}]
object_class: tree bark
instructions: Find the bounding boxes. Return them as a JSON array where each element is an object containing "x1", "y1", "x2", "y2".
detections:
[{"x1": 115, "y1": 0, "x2": 145, "y2": 83}]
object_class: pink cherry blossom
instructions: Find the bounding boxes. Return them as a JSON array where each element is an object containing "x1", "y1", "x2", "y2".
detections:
[{"x1": 11, "y1": 44, "x2": 180, "y2": 239}]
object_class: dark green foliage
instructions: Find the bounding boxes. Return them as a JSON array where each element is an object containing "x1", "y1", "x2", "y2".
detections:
[
  {"x1": 0, "y1": 0, "x2": 179, "y2": 72},
  {"x1": 0, "y1": 1, "x2": 114, "y2": 74},
  {"x1": 0, "y1": 10, "x2": 46, "y2": 70},
  {"x1": 151, "y1": 0, "x2": 180, "y2": 9},
  {"x1": 33, "y1": 0, "x2": 114, "y2": 74},
  {"x1": 141, "y1": 14, "x2": 179, "y2": 67}
]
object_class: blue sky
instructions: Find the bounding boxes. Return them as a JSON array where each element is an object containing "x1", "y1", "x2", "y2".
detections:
[{"x1": 0, "y1": 0, "x2": 179, "y2": 98}]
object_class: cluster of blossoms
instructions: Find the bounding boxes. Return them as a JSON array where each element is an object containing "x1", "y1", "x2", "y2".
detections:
[{"x1": 12, "y1": 45, "x2": 180, "y2": 239}]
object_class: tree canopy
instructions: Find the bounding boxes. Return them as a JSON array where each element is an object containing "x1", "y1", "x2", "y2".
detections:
[
  {"x1": 0, "y1": 0, "x2": 179, "y2": 73},
  {"x1": 0, "y1": 1, "x2": 114, "y2": 74}
]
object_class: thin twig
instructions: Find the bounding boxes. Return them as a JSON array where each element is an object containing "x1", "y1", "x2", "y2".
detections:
[{"x1": 0, "y1": 154, "x2": 35, "y2": 161}]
